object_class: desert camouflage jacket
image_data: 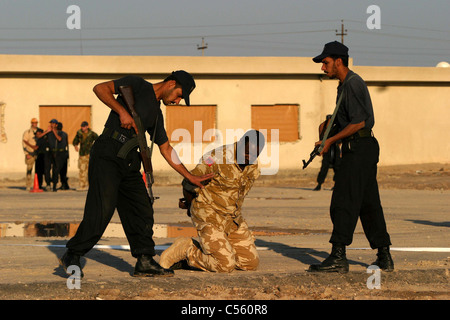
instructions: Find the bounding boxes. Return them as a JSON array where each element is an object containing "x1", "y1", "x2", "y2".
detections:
[{"x1": 190, "y1": 143, "x2": 260, "y2": 222}]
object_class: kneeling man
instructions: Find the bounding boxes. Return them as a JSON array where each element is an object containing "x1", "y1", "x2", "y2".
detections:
[{"x1": 160, "y1": 130, "x2": 265, "y2": 272}]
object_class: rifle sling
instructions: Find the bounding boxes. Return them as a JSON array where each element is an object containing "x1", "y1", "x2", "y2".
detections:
[
  {"x1": 148, "y1": 114, "x2": 158, "y2": 161},
  {"x1": 318, "y1": 74, "x2": 357, "y2": 153}
]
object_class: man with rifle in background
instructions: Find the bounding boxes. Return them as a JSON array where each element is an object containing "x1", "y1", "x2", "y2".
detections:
[{"x1": 59, "y1": 71, "x2": 214, "y2": 278}]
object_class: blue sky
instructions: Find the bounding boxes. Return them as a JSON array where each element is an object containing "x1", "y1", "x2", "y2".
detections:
[{"x1": 0, "y1": 0, "x2": 448, "y2": 66}]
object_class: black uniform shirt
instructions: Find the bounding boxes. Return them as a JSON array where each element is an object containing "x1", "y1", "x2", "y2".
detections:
[
  {"x1": 57, "y1": 131, "x2": 68, "y2": 150},
  {"x1": 36, "y1": 128, "x2": 49, "y2": 152},
  {"x1": 336, "y1": 70, "x2": 374, "y2": 131},
  {"x1": 105, "y1": 75, "x2": 168, "y2": 146},
  {"x1": 47, "y1": 131, "x2": 59, "y2": 150}
]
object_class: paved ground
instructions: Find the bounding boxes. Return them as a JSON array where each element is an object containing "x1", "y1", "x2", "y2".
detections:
[{"x1": 0, "y1": 163, "x2": 448, "y2": 306}]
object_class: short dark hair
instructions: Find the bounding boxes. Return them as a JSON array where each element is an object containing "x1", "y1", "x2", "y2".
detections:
[
  {"x1": 330, "y1": 55, "x2": 349, "y2": 67},
  {"x1": 164, "y1": 74, "x2": 178, "y2": 84}
]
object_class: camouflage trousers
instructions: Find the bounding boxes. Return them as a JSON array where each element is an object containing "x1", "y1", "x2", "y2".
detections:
[
  {"x1": 25, "y1": 155, "x2": 36, "y2": 189},
  {"x1": 78, "y1": 155, "x2": 90, "y2": 189},
  {"x1": 186, "y1": 208, "x2": 259, "y2": 272}
]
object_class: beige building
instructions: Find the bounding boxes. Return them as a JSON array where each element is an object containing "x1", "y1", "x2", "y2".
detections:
[{"x1": 0, "y1": 54, "x2": 449, "y2": 181}]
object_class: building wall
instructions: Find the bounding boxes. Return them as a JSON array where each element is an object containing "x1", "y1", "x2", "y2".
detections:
[
  {"x1": 0, "y1": 54, "x2": 449, "y2": 178},
  {"x1": 355, "y1": 66, "x2": 450, "y2": 165}
]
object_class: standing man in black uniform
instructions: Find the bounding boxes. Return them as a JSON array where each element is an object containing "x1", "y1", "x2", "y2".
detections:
[
  {"x1": 35, "y1": 125, "x2": 51, "y2": 190},
  {"x1": 60, "y1": 71, "x2": 215, "y2": 278},
  {"x1": 47, "y1": 119, "x2": 64, "y2": 192},
  {"x1": 308, "y1": 41, "x2": 393, "y2": 273},
  {"x1": 56, "y1": 122, "x2": 70, "y2": 190}
]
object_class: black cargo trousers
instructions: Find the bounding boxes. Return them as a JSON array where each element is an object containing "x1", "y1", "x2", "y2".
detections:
[
  {"x1": 66, "y1": 134, "x2": 156, "y2": 258},
  {"x1": 329, "y1": 136, "x2": 391, "y2": 249}
]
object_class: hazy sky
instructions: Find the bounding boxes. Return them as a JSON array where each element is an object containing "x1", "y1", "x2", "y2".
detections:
[{"x1": 0, "y1": 0, "x2": 448, "y2": 66}]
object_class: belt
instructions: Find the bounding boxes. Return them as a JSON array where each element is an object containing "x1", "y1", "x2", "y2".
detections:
[
  {"x1": 102, "y1": 127, "x2": 139, "y2": 159},
  {"x1": 344, "y1": 128, "x2": 373, "y2": 142}
]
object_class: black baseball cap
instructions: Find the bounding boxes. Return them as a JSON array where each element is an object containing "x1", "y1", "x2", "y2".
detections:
[
  {"x1": 81, "y1": 121, "x2": 89, "y2": 127},
  {"x1": 49, "y1": 119, "x2": 58, "y2": 124},
  {"x1": 313, "y1": 41, "x2": 349, "y2": 63},
  {"x1": 167, "y1": 70, "x2": 196, "y2": 106}
]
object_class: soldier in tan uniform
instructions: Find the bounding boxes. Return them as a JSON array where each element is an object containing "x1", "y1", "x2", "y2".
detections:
[
  {"x1": 160, "y1": 130, "x2": 265, "y2": 273},
  {"x1": 22, "y1": 118, "x2": 39, "y2": 189}
]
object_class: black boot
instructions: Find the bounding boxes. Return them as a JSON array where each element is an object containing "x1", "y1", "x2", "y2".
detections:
[
  {"x1": 133, "y1": 254, "x2": 174, "y2": 277},
  {"x1": 372, "y1": 247, "x2": 394, "y2": 272},
  {"x1": 313, "y1": 183, "x2": 321, "y2": 191},
  {"x1": 61, "y1": 178, "x2": 70, "y2": 190},
  {"x1": 308, "y1": 243, "x2": 349, "y2": 273},
  {"x1": 59, "y1": 250, "x2": 84, "y2": 278}
]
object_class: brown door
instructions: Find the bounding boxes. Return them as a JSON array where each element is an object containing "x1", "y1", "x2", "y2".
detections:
[{"x1": 39, "y1": 105, "x2": 91, "y2": 144}]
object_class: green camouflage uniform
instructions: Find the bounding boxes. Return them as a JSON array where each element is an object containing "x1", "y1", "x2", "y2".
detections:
[
  {"x1": 185, "y1": 143, "x2": 260, "y2": 272},
  {"x1": 72, "y1": 129, "x2": 98, "y2": 189}
]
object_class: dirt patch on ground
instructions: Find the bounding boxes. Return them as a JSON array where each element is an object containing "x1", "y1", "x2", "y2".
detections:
[
  {"x1": 2, "y1": 163, "x2": 449, "y2": 191},
  {"x1": 256, "y1": 163, "x2": 450, "y2": 191},
  {"x1": 0, "y1": 269, "x2": 448, "y2": 301}
]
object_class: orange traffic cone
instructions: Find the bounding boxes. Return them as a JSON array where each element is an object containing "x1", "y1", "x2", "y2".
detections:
[{"x1": 30, "y1": 173, "x2": 43, "y2": 193}]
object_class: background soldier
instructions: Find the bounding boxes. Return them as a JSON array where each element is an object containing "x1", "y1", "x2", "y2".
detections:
[
  {"x1": 73, "y1": 121, "x2": 98, "y2": 191},
  {"x1": 56, "y1": 122, "x2": 70, "y2": 190},
  {"x1": 46, "y1": 119, "x2": 63, "y2": 191},
  {"x1": 22, "y1": 118, "x2": 39, "y2": 190},
  {"x1": 35, "y1": 124, "x2": 51, "y2": 190},
  {"x1": 160, "y1": 130, "x2": 265, "y2": 273}
]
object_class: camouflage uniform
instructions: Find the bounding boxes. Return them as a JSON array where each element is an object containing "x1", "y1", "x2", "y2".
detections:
[
  {"x1": 72, "y1": 129, "x2": 98, "y2": 189},
  {"x1": 185, "y1": 143, "x2": 260, "y2": 272},
  {"x1": 22, "y1": 127, "x2": 37, "y2": 189}
]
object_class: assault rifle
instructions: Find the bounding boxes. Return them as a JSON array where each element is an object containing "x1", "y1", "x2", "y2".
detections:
[
  {"x1": 118, "y1": 85, "x2": 159, "y2": 204},
  {"x1": 302, "y1": 115, "x2": 338, "y2": 169}
]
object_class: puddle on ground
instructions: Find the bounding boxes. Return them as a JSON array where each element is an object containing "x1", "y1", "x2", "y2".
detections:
[{"x1": 0, "y1": 221, "x2": 330, "y2": 238}]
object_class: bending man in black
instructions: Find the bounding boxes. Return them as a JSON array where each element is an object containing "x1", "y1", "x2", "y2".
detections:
[
  {"x1": 308, "y1": 42, "x2": 393, "y2": 273},
  {"x1": 60, "y1": 71, "x2": 214, "y2": 278}
]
